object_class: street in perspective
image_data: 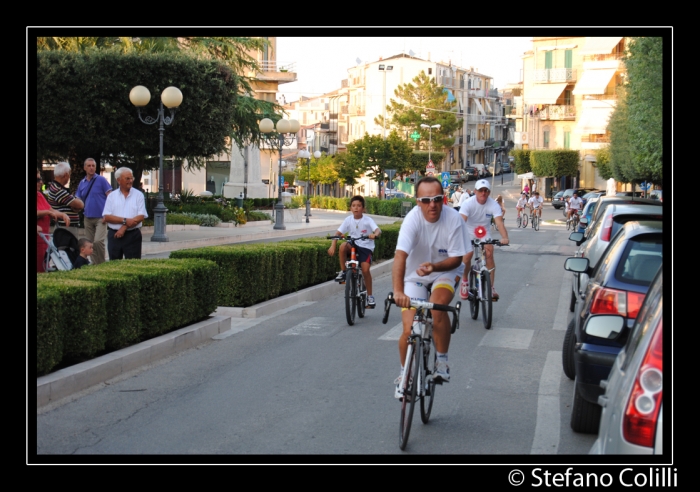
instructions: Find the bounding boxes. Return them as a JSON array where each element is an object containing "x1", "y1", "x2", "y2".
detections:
[{"x1": 36, "y1": 178, "x2": 597, "y2": 457}]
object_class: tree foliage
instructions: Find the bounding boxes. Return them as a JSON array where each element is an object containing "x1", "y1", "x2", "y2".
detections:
[
  {"x1": 509, "y1": 149, "x2": 532, "y2": 174},
  {"x1": 531, "y1": 150, "x2": 580, "y2": 177},
  {"x1": 376, "y1": 71, "x2": 462, "y2": 154},
  {"x1": 594, "y1": 148, "x2": 614, "y2": 180},
  {"x1": 36, "y1": 49, "x2": 276, "y2": 188}
]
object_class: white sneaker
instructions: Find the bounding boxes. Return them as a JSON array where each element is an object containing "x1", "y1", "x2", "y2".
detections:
[
  {"x1": 460, "y1": 279, "x2": 469, "y2": 300},
  {"x1": 435, "y1": 361, "x2": 450, "y2": 382},
  {"x1": 394, "y1": 374, "x2": 413, "y2": 400}
]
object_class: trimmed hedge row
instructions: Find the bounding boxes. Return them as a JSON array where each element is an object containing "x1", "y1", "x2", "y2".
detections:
[
  {"x1": 36, "y1": 258, "x2": 219, "y2": 376},
  {"x1": 169, "y1": 225, "x2": 401, "y2": 308},
  {"x1": 290, "y1": 196, "x2": 417, "y2": 217}
]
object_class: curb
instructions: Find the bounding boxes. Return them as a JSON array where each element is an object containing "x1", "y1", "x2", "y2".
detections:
[{"x1": 36, "y1": 259, "x2": 395, "y2": 409}]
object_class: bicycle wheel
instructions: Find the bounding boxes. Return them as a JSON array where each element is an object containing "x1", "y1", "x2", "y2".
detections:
[
  {"x1": 533, "y1": 214, "x2": 539, "y2": 231},
  {"x1": 480, "y1": 271, "x2": 492, "y2": 330},
  {"x1": 469, "y1": 268, "x2": 479, "y2": 319},
  {"x1": 420, "y1": 339, "x2": 436, "y2": 424},
  {"x1": 357, "y1": 272, "x2": 366, "y2": 318},
  {"x1": 399, "y1": 341, "x2": 419, "y2": 450},
  {"x1": 516, "y1": 215, "x2": 522, "y2": 228},
  {"x1": 522, "y1": 214, "x2": 528, "y2": 228},
  {"x1": 566, "y1": 216, "x2": 571, "y2": 231},
  {"x1": 345, "y1": 269, "x2": 356, "y2": 326}
]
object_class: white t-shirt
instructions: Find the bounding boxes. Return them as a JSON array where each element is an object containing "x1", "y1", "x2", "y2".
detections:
[
  {"x1": 458, "y1": 191, "x2": 471, "y2": 207},
  {"x1": 458, "y1": 195, "x2": 503, "y2": 239},
  {"x1": 528, "y1": 195, "x2": 544, "y2": 209},
  {"x1": 451, "y1": 191, "x2": 462, "y2": 207},
  {"x1": 396, "y1": 206, "x2": 470, "y2": 283},
  {"x1": 516, "y1": 197, "x2": 528, "y2": 208},
  {"x1": 569, "y1": 196, "x2": 583, "y2": 210},
  {"x1": 337, "y1": 214, "x2": 380, "y2": 250}
]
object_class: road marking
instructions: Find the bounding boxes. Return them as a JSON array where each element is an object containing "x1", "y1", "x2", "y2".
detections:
[
  {"x1": 553, "y1": 270, "x2": 572, "y2": 331},
  {"x1": 531, "y1": 350, "x2": 562, "y2": 454},
  {"x1": 379, "y1": 322, "x2": 404, "y2": 340},
  {"x1": 280, "y1": 316, "x2": 342, "y2": 336},
  {"x1": 478, "y1": 328, "x2": 533, "y2": 349}
]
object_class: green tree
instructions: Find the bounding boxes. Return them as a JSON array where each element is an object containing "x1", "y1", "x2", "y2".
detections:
[
  {"x1": 344, "y1": 131, "x2": 412, "y2": 197},
  {"x1": 335, "y1": 151, "x2": 366, "y2": 189},
  {"x1": 531, "y1": 150, "x2": 579, "y2": 177},
  {"x1": 594, "y1": 148, "x2": 614, "y2": 180},
  {"x1": 510, "y1": 149, "x2": 532, "y2": 174},
  {"x1": 376, "y1": 71, "x2": 462, "y2": 155},
  {"x1": 607, "y1": 86, "x2": 637, "y2": 183}
]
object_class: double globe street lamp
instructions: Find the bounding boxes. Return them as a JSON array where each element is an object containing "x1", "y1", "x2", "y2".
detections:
[
  {"x1": 297, "y1": 148, "x2": 321, "y2": 223},
  {"x1": 259, "y1": 117, "x2": 300, "y2": 230},
  {"x1": 129, "y1": 85, "x2": 183, "y2": 242}
]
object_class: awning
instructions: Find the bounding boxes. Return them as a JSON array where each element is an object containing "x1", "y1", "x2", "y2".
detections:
[
  {"x1": 579, "y1": 37, "x2": 622, "y2": 55},
  {"x1": 584, "y1": 154, "x2": 597, "y2": 162},
  {"x1": 525, "y1": 83, "x2": 568, "y2": 105},
  {"x1": 572, "y1": 69, "x2": 616, "y2": 95},
  {"x1": 484, "y1": 99, "x2": 492, "y2": 113},
  {"x1": 518, "y1": 172, "x2": 534, "y2": 180},
  {"x1": 443, "y1": 88, "x2": 456, "y2": 103},
  {"x1": 473, "y1": 98, "x2": 486, "y2": 116},
  {"x1": 575, "y1": 105, "x2": 615, "y2": 134}
]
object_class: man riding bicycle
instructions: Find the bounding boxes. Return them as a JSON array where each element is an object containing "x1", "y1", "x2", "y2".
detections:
[
  {"x1": 528, "y1": 191, "x2": 544, "y2": 221},
  {"x1": 567, "y1": 191, "x2": 583, "y2": 224},
  {"x1": 392, "y1": 176, "x2": 470, "y2": 398},
  {"x1": 516, "y1": 192, "x2": 528, "y2": 219},
  {"x1": 458, "y1": 179, "x2": 510, "y2": 301}
]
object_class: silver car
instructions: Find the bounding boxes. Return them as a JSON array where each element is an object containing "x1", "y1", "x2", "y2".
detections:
[
  {"x1": 567, "y1": 203, "x2": 663, "y2": 312},
  {"x1": 589, "y1": 266, "x2": 663, "y2": 454}
]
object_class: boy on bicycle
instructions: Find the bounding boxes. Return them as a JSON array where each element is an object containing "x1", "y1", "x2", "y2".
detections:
[
  {"x1": 528, "y1": 191, "x2": 544, "y2": 221},
  {"x1": 516, "y1": 192, "x2": 528, "y2": 219},
  {"x1": 328, "y1": 195, "x2": 381, "y2": 308}
]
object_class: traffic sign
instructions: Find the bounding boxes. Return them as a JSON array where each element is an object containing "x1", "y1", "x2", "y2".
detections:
[
  {"x1": 442, "y1": 180, "x2": 449, "y2": 188},
  {"x1": 426, "y1": 160, "x2": 435, "y2": 169},
  {"x1": 278, "y1": 176, "x2": 284, "y2": 186},
  {"x1": 441, "y1": 172, "x2": 450, "y2": 182},
  {"x1": 284, "y1": 181, "x2": 289, "y2": 188},
  {"x1": 640, "y1": 181, "x2": 650, "y2": 191}
]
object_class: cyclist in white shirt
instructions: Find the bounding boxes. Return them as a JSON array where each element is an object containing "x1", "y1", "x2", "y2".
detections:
[
  {"x1": 458, "y1": 179, "x2": 510, "y2": 301},
  {"x1": 528, "y1": 191, "x2": 544, "y2": 221},
  {"x1": 567, "y1": 192, "x2": 583, "y2": 223},
  {"x1": 516, "y1": 192, "x2": 528, "y2": 220},
  {"x1": 392, "y1": 177, "x2": 470, "y2": 397}
]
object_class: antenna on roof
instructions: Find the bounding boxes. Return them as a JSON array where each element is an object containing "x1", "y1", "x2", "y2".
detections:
[
  {"x1": 355, "y1": 57, "x2": 362, "y2": 65},
  {"x1": 409, "y1": 49, "x2": 415, "y2": 57}
]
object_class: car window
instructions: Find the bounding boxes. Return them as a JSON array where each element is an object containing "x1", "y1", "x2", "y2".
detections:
[
  {"x1": 616, "y1": 234, "x2": 663, "y2": 285},
  {"x1": 621, "y1": 269, "x2": 663, "y2": 371},
  {"x1": 592, "y1": 227, "x2": 627, "y2": 282}
]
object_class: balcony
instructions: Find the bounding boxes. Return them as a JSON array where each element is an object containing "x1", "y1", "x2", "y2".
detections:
[
  {"x1": 320, "y1": 123, "x2": 330, "y2": 130},
  {"x1": 533, "y1": 68, "x2": 577, "y2": 83},
  {"x1": 468, "y1": 139, "x2": 485, "y2": 150},
  {"x1": 467, "y1": 113, "x2": 486, "y2": 124},
  {"x1": 468, "y1": 88, "x2": 485, "y2": 98},
  {"x1": 488, "y1": 89, "x2": 499, "y2": 98},
  {"x1": 440, "y1": 76, "x2": 457, "y2": 88},
  {"x1": 539, "y1": 105, "x2": 576, "y2": 120},
  {"x1": 340, "y1": 105, "x2": 348, "y2": 115},
  {"x1": 254, "y1": 61, "x2": 298, "y2": 84}
]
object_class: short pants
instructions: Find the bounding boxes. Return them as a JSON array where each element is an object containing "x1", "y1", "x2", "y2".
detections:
[{"x1": 402, "y1": 271, "x2": 461, "y2": 306}]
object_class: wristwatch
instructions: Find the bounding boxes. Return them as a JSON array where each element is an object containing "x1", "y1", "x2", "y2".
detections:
[{"x1": 122, "y1": 218, "x2": 127, "y2": 225}]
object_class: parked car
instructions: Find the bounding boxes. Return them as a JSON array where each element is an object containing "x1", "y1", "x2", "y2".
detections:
[
  {"x1": 589, "y1": 266, "x2": 663, "y2": 455},
  {"x1": 501, "y1": 162, "x2": 511, "y2": 173},
  {"x1": 648, "y1": 189, "x2": 663, "y2": 202},
  {"x1": 585, "y1": 197, "x2": 660, "y2": 241},
  {"x1": 563, "y1": 220, "x2": 663, "y2": 433},
  {"x1": 552, "y1": 191, "x2": 566, "y2": 208},
  {"x1": 449, "y1": 169, "x2": 469, "y2": 184},
  {"x1": 463, "y1": 167, "x2": 480, "y2": 181},
  {"x1": 576, "y1": 198, "x2": 599, "y2": 234},
  {"x1": 471, "y1": 163, "x2": 491, "y2": 178},
  {"x1": 385, "y1": 189, "x2": 410, "y2": 199},
  {"x1": 616, "y1": 191, "x2": 644, "y2": 198},
  {"x1": 568, "y1": 202, "x2": 663, "y2": 313},
  {"x1": 581, "y1": 190, "x2": 606, "y2": 207}
]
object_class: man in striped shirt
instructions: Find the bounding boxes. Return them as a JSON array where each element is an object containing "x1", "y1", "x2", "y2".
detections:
[{"x1": 47, "y1": 162, "x2": 84, "y2": 238}]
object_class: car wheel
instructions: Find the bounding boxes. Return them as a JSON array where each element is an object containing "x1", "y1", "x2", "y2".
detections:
[
  {"x1": 569, "y1": 289, "x2": 576, "y2": 313},
  {"x1": 562, "y1": 318, "x2": 576, "y2": 380},
  {"x1": 570, "y1": 379, "x2": 602, "y2": 434},
  {"x1": 553, "y1": 205, "x2": 561, "y2": 210}
]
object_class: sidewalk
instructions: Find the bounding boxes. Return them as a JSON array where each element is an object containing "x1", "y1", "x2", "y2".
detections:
[{"x1": 37, "y1": 208, "x2": 401, "y2": 408}]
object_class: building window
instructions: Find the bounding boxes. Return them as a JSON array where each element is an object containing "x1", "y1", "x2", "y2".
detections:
[
  {"x1": 543, "y1": 130, "x2": 550, "y2": 149},
  {"x1": 564, "y1": 131, "x2": 570, "y2": 149},
  {"x1": 545, "y1": 51, "x2": 553, "y2": 70},
  {"x1": 565, "y1": 49, "x2": 573, "y2": 69},
  {"x1": 564, "y1": 89, "x2": 572, "y2": 106},
  {"x1": 428, "y1": 68, "x2": 432, "y2": 75}
]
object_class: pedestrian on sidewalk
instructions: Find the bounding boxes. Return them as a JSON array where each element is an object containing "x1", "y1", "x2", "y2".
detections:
[
  {"x1": 75, "y1": 158, "x2": 112, "y2": 264},
  {"x1": 103, "y1": 167, "x2": 147, "y2": 260},
  {"x1": 47, "y1": 162, "x2": 84, "y2": 239}
]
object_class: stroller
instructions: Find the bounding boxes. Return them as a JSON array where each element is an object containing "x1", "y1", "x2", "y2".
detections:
[{"x1": 38, "y1": 228, "x2": 79, "y2": 271}]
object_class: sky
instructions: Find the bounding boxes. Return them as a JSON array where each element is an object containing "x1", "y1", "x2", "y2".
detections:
[{"x1": 276, "y1": 36, "x2": 533, "y2": 102}]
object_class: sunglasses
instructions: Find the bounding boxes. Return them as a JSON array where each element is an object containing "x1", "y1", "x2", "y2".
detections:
[
  {"x1": 477, "y1": 188, "x2": 490, "y2": 193},
  {"x1": 417, "y1": 195, "x2": 444, "y2": 204}
]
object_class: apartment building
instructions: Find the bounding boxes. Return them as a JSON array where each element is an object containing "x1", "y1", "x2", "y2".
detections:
[{"x1": 519, "y1": 36, "x2": 626, "y2": 191}]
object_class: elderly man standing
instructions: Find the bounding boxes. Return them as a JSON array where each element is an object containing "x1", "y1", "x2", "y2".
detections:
[
  {"x1": 47, "y1": 162, "x2": 84, "y2": 239},
  {"x1": 75, "y1": 158, "x2": 112, "y2": 264},
  {"x1": 102, "y1": 167, "x2": 148, "y2": 260}
]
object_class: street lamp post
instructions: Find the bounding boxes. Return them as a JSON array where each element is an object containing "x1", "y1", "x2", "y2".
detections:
[
  {"x1": 420, "y1": 123, "x2": 441, "y2": 163},
  {"x1": 298, "y1": 148, "x2": 321, "y2": 223},
  {"x1": 129, "y1": 85, "x2": 183, "y2": 242},
  {"x1": 259, "y1": 117, "x2": 300, "y2": 230},
  {"x1": 379, "y1": 64, "x2": 393, "y2": 199}
]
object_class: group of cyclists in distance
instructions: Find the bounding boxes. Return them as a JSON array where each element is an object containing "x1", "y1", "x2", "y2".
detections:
[{"x1": 327, "y1": 176, "x2": 511, "y2": 400}]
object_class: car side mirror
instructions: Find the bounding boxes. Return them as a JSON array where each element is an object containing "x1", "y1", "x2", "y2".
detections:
[
  {"x1": 583, "y1": 314, "x2": 625, "y2": 340},
  {"x1": 564, "y1": 256, "x2": 589, "y2": 273},
  {"x1": 569, "y1": 231, "x2": 584, "y2": 243}
]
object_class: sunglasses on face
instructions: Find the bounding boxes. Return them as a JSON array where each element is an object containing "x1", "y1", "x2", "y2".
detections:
[
  {"x1": 477, "y1": 188, "x2": 489, "y2": 193},
  {"x1": 417, "y1": 195, "x2": 444, "y2": 204}
]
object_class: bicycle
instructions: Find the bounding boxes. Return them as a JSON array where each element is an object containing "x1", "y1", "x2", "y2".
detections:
[
  {"x1": 467, "y1": 226, "x2": 508, "y2": 330},
  {"x1": 328, "y1": 235, "x2": 370, "y2": 326},
  {"x1": 566, "y1": 210, "x2": 580, "y2": 231},
  {"x1": 530, "y1": 207, "x2": 540, "y2": 231},
  {"x1": 382, "y1": 292, "x2": 461, "y2": 450},
  {"x1": 516, "y1": 210, "x2": 528, "y2": 228}
]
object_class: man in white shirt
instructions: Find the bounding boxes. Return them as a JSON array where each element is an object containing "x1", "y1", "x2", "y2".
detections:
[
  {"x1": 102, "y1": 167, "x2": 148, "y2": 260},
  {"x1": 458, "y1": 179, "x2": 509, "y2": 301},
  {"x1": 567, "y1": 192, "x2": 583, "y2": 223},
  {"x1": 451, "y1": 187, "x2": 463, "y2": 210},
  {"x1": 528, "y1": 191, "x2": 544, "y2": 221},
  {"x1": 516, "y1": 192, "x2": 528, "y2": 220},
  {"x1": 392, "y1": 177, "x2": 470, "y2": 396}
]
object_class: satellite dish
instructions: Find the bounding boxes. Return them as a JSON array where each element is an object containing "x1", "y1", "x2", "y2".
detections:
[
  {"x1": 408, "y1": 50, "x2": 415, "y2": 57},
  {"x1": 355, "y1": 57, "x2": 362, "y2": 65}
]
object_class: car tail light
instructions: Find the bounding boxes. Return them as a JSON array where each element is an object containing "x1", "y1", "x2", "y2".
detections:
[
  {"x1": 600, "y1": 214, "x2": 614, "y2": 242},
  {"x1": 590, "y1": 288, "x2": 646, "y2": 318},
  {"x1": 623, "y1": 321, "x2": 662, "y2": 447},
  {"x1": 627, "y1": 292, "x2": 646, "y2": 318}
]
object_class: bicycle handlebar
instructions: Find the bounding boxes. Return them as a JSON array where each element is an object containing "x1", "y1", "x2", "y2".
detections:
[
  {"x1": 471, "y1": 238, "x2": 510, "y2": 247},
  {"x1": 327, "y1": 235, "x2": 370, "y2": 242},
  {"x1": 382, "y1": 292, "x2": 461, "y2": 333}
]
